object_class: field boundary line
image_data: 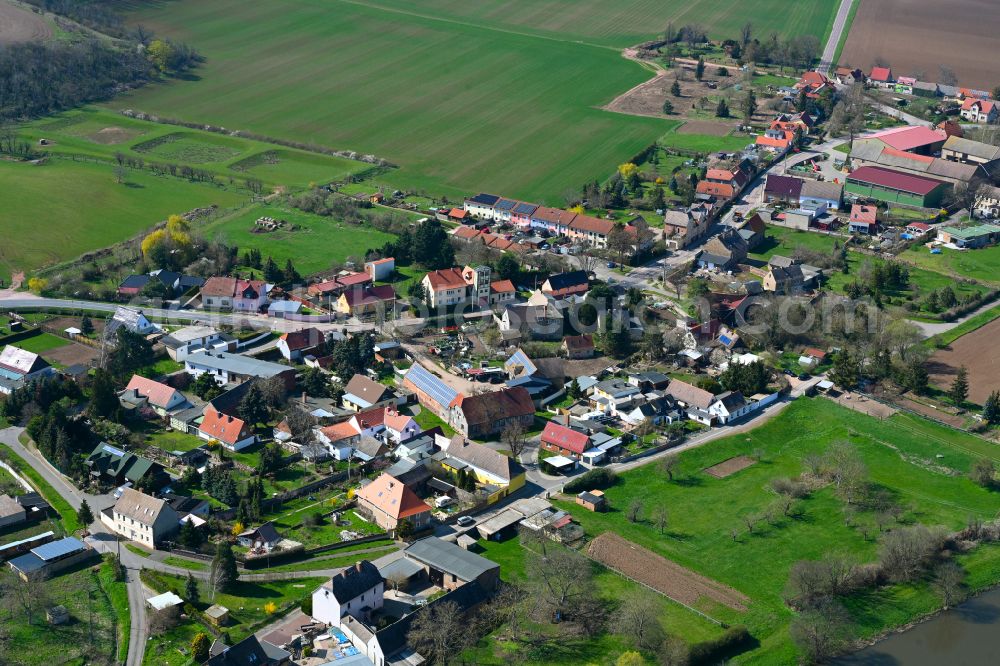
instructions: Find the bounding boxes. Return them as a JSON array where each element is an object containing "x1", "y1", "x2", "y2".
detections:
[{"x1": 334, "y1": 0, "x2": 619, "y2": 52}]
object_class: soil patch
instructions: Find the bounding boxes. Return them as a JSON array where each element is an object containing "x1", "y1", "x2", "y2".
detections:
[
  {"x1": 604, "y1": 61, "x2": 741, "y2": 128},
  {"x1": 0, "y1": 1, "x2": 52, "y2": 45},
  {"x1": 704, "y1": 455, "x2": 756, "y2": 478},
  {"x1": 677, "y1": 119, "x2": 736, "y2": 136},
  {"x1": 43, "y1": 341, "x2": 99, "y2": 368},
  {"x1": 840, "y1": 0, "x2": 1000, "y2": 90},
  {"x1": 928, "y1": 317, "x2": 1000, "y2": 405},
  {"x1": 86, "y1": 127, "x2": 141, "y2": 145},
  {"x1": 587, "y1": 532, "x2": 749, "y2": 611}
]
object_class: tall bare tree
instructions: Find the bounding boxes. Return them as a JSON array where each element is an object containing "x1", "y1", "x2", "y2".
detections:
[
  {"x1": 407, "y1": 601, "x2": 471, "y2": 665},
  {"x1": 501, "y1": 421, "x2": 528, "y2": 461}
]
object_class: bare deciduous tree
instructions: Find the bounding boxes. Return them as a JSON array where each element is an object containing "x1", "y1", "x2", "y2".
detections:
[
  {"x1": 659, "y1": 454, "x2": 679, "y2": 481},
  {"x1": 789, "y1": 599, "x2": 855, "y2": 664},
  {"x1": 932, "y1": 561, "x2": 966, "y2": 608},
  {"x1": 616, "y1": 591, "x2": 666, "y2": 651},
  {"x1": 652, "y1": 506, "x2": 669, "y2": 534},
  {"x1": 407, "y1": 601, "x2": 471, "y2": 665},
  {"x1": 501, "y1": 421, "x2": 528, "y2": 461},
  {"x1": 879, "y1": 525, "x2": 947, "y2": 583},
  {"x1": 527, "y1": 546, "x2": 595, "y2": 623},
  {"x1": 627, "y1": 498, "x2": 644, "y2": 523}
]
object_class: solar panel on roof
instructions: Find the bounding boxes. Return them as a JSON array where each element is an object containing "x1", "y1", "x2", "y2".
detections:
[
  {"x1": 32, "y1": 536, "x2": 85, "y2": 561},
  {"x1": 102, "y1": 444, "x2": 126, "y2": 457},
  {"x1": 406, "y1": 363, "x2": 458, "y2": 409},
  {"x1": 719, "y1": 335, "x2": 732, "y2": 345}
]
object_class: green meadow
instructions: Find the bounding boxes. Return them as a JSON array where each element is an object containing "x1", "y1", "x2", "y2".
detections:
[
  {"x1": 21, "y1": 108, "x2": 375, "y2": 189},
  {"x1": 199, "y1": 204, "x2": 398, "y2": 275},
  {"x1": 0, "y1": 158, "x2": 245, "y2": 281},
  {"x1": 554, "y1": 398, "x2": 1000, "y2": 663}
]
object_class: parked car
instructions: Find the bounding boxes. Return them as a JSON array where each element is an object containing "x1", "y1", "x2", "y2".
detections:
[
  {"x1": 798, "y1": 373, "x2": 811, "y2": 381},
  {"x1": 783, "y1": 369, "x2": 795, "y2": 376},
  {"x1": 606, "y1": 261, "x2": 616, "y2": 268},
  {"x1": 457, "y1": 516, "x2": 475, "y2": 527}
]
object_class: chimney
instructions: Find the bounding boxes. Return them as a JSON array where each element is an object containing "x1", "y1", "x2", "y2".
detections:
[
  {"x1": 355, "y1": 561, "x2": 363, "y2": 573},
  {"x1": 563, "y1": 413, "x2": 570, "y2": 426},
  {"x1": 301, "y1": 392, "x2": 307, "y2": 405}
]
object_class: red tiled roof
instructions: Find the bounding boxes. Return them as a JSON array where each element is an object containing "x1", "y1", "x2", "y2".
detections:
[
  {"x1": 696, "y1": 181, "x2": 736, "y2": 199},
  {"x1": 341, "y1": 285, "x2": 395, "y2": 307},
  {"x1": 125, "y1": 375, "x2": 178, "y2": 409},
  {"x1": 869, "y1": 66, "x2": 892, "y2": 82},
  {"x1": 848, "y1": 166, "x2": 947, "y2": 196},
  {"x1": 425, "y1": 268, "x2": 468, "y2": 291},
  {"x1": 320, "y1": 421, "x2": 360, "y2": 443},
  {"x1": 336, "y1": 272, "x2": 372, "y2": 288},
  {"x1": 357, "y1": 472, "x2": 430, "y2": 520},
  {"x1": 201, "y1": 277, "x2": 238, "y2": 298},
  {"x1": 907, "y1": 222, "x2": 932, "y2": 231},
  {"x1": 533, "y1": 207, "x2": 578, "y2": 226},
  {"x1": 368, "y1": 257, "x2": 394, "y2": 266},
  {"x1": 449, "y1": 208, "x2": 468, "y2": 219},
  {"x1": 868, "y1": 126, "x2": 946, "y2": 152},
  {"x1": 850, "y1": 204, "x2": 878, "y2": 224},
  {"x1": 352, "y1": 406, "x2": 388, "y2": 430},
  {"x1": 963, "y1": 98, "x2": 997, "y2": 113},
  {"x1": 383, "y1": 408, "x2": 415, "y2": 433},
  {"x1": 452, "y1": 226, "x2": 480, "y2": 240},
  {"x1": 200, "y1": 408, "x2": 251, "y2": 446},
  {"x1": 562, "y1": 334, "x2": 594, "y2": 351},
  {"x1": 541, "y1": 421, "x2": 590, "y2": 455},
  {"x1": 569, "y1": 215, "x2": 614, "y2": 235},
  {"x1": 280, "y1": 327, "x2": 323, "y2": 351},
  {"x1": 490, "y1": 279, "x2": 516, "y2": 294}
]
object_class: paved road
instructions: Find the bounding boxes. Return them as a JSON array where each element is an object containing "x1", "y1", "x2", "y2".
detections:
[
  {"x1": 818, "y1": 0, "x2": 857, "y2": 73},
  {"x1": 913, "y1": 299, "x2": 1000, "y2": 337},
  {"x1": 869, "y1": 101, "x2": 932, "y2": 128}
]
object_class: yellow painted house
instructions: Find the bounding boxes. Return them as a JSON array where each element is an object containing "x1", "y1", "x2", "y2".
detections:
[{"x1": 440, "y1": 436, "x2": 526, "y2": 504}]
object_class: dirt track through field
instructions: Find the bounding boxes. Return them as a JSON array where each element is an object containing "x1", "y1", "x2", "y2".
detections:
[
  {"x1": 587, "y1": 532, "x2": 749, "y2": 611},
  {"x1": 928, "y1": 317, "x2": 1000, "y2": 406},
  {"x1": 0, "y1": 1, "x2": 52, "y2": 44},
  {"x1": 840, "y1": 0, "x2": 1000, "y2": 89}
]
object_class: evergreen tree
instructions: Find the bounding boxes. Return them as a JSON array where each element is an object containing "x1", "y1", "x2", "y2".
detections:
[
  {"x1": 495, "y1": 254, "x2": 520, "y2": 281},
  {"x1": 238, "y1": 382, "x2": 269, "y2": 427},
  {"x1": 282, "y1": 259, "x2": 300, "y2": 286},
  {"x1": 662, "y1": 99, "x2": 675, "y2": 115},
  {"x1": 263, "y1": 256, "x2": 282, "y2": 283},
  {"x1": 983, "y1": 391, "x2": 1000, "y2": 425},
  {"x1": 650, "y1": 186, "x2": 666, "y2": 210},
  {"x1": 260, "y1": 443, "x2": 283, "y2": 474},
  {"x1": 671, "y1": 79, "x2": 682, "y2": 97},
  {"x1": 830, "y1": 351, "x2": 859, "y2": 389},
  {"x1": 695, "y1": 56, "x2": 705, "y2": 81},
  {"x1": 88, "y1": 368, "x2": 119, "y2": 420},
  {"x1": 210, "y1": 542, "x2": 239, "y2": 594},
  {"x1": 300, "y1": 366, "x2": 329, "y2": 397},
  {"x1": 77, "y1": 499, "x2": 94, "y2": 527},
  {"x1": 178, "y1": 518, "x2": 203, "y2": 548},
  {"x1": 567, "y1": 377, "x2": 582, "y2": 399},
  {"x1": 741, "y1": 89, "x2": 757, "y2": 121},
  {"x1": 948, "y1": 367, "x2": 969, "y2": 406},
  {"x1": 185, "y1": 572, "x2": 200, "y2": 604},
  {"x1": 902, "y1": 358, "x2": 929, "y2": 394},
  {"x1": 715, "y1": 98, "x2": 730, "y2": 117},
  {"x1": 109, "y1": 328, "x2": 154, "y2": 380},
  {"x1": 80, "y1": 315, "x2": 94, "y2": 335}
]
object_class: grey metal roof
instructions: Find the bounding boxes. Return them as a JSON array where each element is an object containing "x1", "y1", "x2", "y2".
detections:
[
  {"x1": 32, "y1": 536, "x2": 86, "y2": 561},
  {"x1": 403, "y1": 536, "x2": 498, "y2": 582},
  {"x1": 403, "y1": 363, "x2": 458, "y2": 410},
  {"x1": 377, "y1": 556, "x2": 424, "y2": 580},
  {"x1": 8, "y1": 552, "x2": 45, "y2": 573},
  {"x1": 185, "y1": 352, "x2": 289, "y2": 378}
]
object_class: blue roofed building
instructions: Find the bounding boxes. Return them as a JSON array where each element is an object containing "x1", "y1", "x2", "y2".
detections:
[
  {"x1": 402, "y1": 363, "x2": 460, "y2": 421},
  {"x1": 8, "y1": 536, "x2": 97, "y2": 580}
]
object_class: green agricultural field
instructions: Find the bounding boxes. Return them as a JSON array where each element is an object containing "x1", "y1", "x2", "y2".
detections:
[
  {"x1": 199, "y1": 204, "x2": 397, "y2": 276},
  {"x1": 112, "y1": 0, "x2": 674, "y2": 202},
  {"x1": 0, "y1": 158, "x2": 245, "y2": 281},
  {"x1": 901, "y1": 244, "x2": 1000, "y2": 285},
  {"x1": 660, "y1": 127, "x2": 755, "y2": 154},
  {"x1": 8, "y1": 332, "x2": 70, "y2": 355},
  {"x1": 19, "y1": 108, "x2": 375, "y2": 190},
  {"x1": 553, "y1": 398, "x2": 1000, "y2": 664}
]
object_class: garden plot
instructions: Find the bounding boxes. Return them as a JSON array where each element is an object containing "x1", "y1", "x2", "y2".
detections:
[{"x1": 704, "y1": 455, "x2": 756, "y2": 478}]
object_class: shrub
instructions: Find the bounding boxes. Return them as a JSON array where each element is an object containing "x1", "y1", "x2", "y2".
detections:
[
  {"x1": 564, "y1": 468, "x2": 618, "y2": 493},
  {"x1": 687, "y1": 625, "x2": 752, "y2": 664}
]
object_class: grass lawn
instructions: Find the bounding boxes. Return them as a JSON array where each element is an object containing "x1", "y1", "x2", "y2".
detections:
[
  {"x1": 142, "y1": 357, "x2": 185, "y2": 378},
  {"x1": 2, "y1": 559, "x2": 119, "y2": 665},
  {"x1": 145, "y1": 428, "x2": 206, "y2": 454},
  {"x1": 20, "y1": 108, "x2": 374, "y2": 190},
  {"x1": 551, "y1": 398, "x2": 1000, "y2": 663},
  {"x1": 464, "y1": 538, "x2": 725, "y2": 665},
  {"x1": 409, "y1": 406, "x2": 456, "y2": 437},
  {"x1": 660, "y1": 127, "x2": 755, "y2": 154},
  {"x1": 0, "y1": 158, "x2": 245, "y2": 281},
  {"x1": 142, "y1": 569, "x2": 324, "y2": 666},
  {"x1": 125, "y1": 543, "x2": 151, "y2": 558},
  {"x1": 97, "y1": 558, "x2": 132, "y2": 663},
  {"x1": 163, "y1": 555, "x2": 208, "y2": 571},
  {"x1": 748, "y1": 224, "x2": 843, "y2": 261},
  {"x1": 272, "y1": 508, "x2": 385, "y2": 549},
  {"x1": 258, "y1": 543, "x2": 399, "y2": 574},
  {"x1": 199, "y1": 203, "x2": 397, "y2": 276},
  {"x1": 0, "y1": 464, "x2": 28, "y2": 496},
  {"x1": 0, "y1": 441, "x2": 79, "y2": 533},
  {"x1": 901, "y1": 244, "x2": 1000, "y2": 285},
  {"x1": 6, "y1": 332, "x2": 70, "y2": 355}
]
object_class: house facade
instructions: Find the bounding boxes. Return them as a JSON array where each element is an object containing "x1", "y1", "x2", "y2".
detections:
[
  {"x1": 312, "y1": 561, "x2": 385, "y2": 628},
  {"x1": 960, "y1": 98, "x2": 998, "y2": 123},
  {"x1": 200, "y1": 277, "x2": 269, "y2": 312},
  {"x1": 107, "y1": 488, "x2": 179, "y2": 547},
  {"x1": 356, "y1": 473, "x2": 432, "y2": 532}
]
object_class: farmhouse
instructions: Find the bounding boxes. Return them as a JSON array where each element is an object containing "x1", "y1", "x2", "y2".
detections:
[
  {"x1": 662, "y1": 205, "x2": 712, "y2": 249},
  {"x1": 541, "y1": 270, "x2": 589, "y2": 299},
  {"x1": 160, "y1": 325, "x2": 233, "y2": 361},
  {"x1": 307, "y1": 271, "x2": 373, "y2": 305},
  {"x1": 104, "y1": 488, "x2": 179, "y2": 548},
  {"x1": 85, "y1": 442, "x2": 166, "y2": 489},
  {"x1": 696, "y1": 162, "x2": 751, "y2": 201},
  {"x1": 450, "y1": 387, "x2": 534, "y2": 438},
  {"x1": 0, "y1": 345, "x2": 55, "y2": 395},
  {"x1": 696, "y1": 228, "x2": 748, "y2": 271},
  {"x1": 763, "y1": 262, "x2": 806, "y2": 294},
  {"x1": 849, "y1": 142, "x2": 981, "y2": 187},
  {"x1": 960, "y1": 98, "x2": 999, "y2": 123},
  {"x1": 337, "y1": 284, "x2": 397, "y2": 317},
  {"x1": 315, "y1": 421, "x2": 362, "y2": 460},
  {"x1": 763, "y1": 174, "x2": 803, "y2": 206},
  {"x1": 845, "y1": 166, "x2": 950, "y2": 208},
  {"x1": 422, "y1": 268, "x2": 472, "y2": 309},
  {"x1": 356, "y1": 472, "x2": 432, "y2": 533},
  {"x1": 541, "y1": 420, "x2": 591, "y2": 460},
  {"x1": 440, "y1": 436, "x2": 526, "y2": 496},
  {"x1": 199, "y1": 407, "x2": 257, "y2": 451},
  {"x1": 848, "y1": 204, "x2": 879, "y2": 234},
  {"x1": 562, "y1": 334, "x2": 595, "y2": 359},
  {"x1": 868, "y1": 66, "x2": 893, "y2": 87},
  {"x1": 119, "y1": 375, "x2": 189, "y2": 416},
  {"x1": 200, "y1": 277, "x2": 270, "y2": 312},
  {"x1": 184, "y1": 352, "x2": 296, "y2": 389},
  {"x1": 312, "y1": 560, "x2": 385, "y2": 629}
]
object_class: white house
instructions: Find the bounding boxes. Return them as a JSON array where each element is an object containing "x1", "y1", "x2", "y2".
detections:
[
  {"x1": 120, "y1": 375, "x2": 188, "y2": 415},
  {"x1": 0, "y1": 346, "x2": 55, "y2": 395},
  {"x1": 200, "y1": 277, "x2": 270, "y2": 312},
  {"x1": 311, "y1": 560, "x2": 385, "y2": 628},
  {"x1": 707, "y1": 391, "x2": 752, "y2": 424},
  {"x1": 365, "y1": 257, "x2": 395, "y2": 282},
  {"x1": 315, "y1": 422, "x2": 362, "y2": 460},
  {"x1": 104, "y1": 488, "x2": 179, "y2": 548},
  {"x1": 463, "y1": 193, "x2": 501, "y2": 220},
  {"x1": 160, "y1": 326, "x2": 231, "y2": 361},
  {"x1": 109, "y1": 307, "x2": 160, "y2": 336},
  {"x1": 383, "y1": 408, "x2": 419, "y2": 444}
]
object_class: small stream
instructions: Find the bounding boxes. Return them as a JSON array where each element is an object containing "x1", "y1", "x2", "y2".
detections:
[{"x1": 836, "y1": 586, "x2": 1000, "y2": 665}]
